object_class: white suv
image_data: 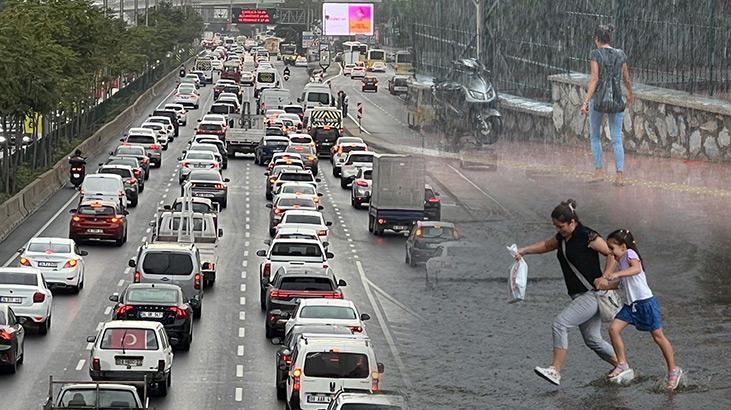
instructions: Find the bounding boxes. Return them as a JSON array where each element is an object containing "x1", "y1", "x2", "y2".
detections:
[
  {"x1": 339, "y1": 151, "x2": 375, "y2": 189},
  {"x1": 284, "y1": 298, "x2": 371, "y2": 336},
  {"x1": 87, "y1": 320, "x2": 174, "y2": 396},
  {"x1": 286, "y1": 334, "x2": 384, "y2": 409}
]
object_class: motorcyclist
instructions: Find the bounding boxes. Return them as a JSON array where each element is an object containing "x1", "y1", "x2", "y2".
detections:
[
  {"x1": 283, "y1": 66, "x2": 291, "y2": 77},
  {"x1": 179, "y1": 65, "x2": 186, "y2": 78},
  {"x1": 68, "y1": 149, "x2": 86, "y2": 167}
]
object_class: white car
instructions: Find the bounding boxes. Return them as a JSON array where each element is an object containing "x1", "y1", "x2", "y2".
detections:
[
  {"x1": 343, "y1": 64, "x2": 355, "y2": 76},
  {"x1": 210, "y1": 59, "x2": 223, "y2": 71},
  {"x1": 294, "y1": 56, "x2": 308, "y2": 67},
  {"x1": 174, "y1": 86, "x2": 200, "y2": 109},
  {"x1": 370, "y1": 61, "x2": 387, "y2": 73},
  {"x1": 199, "y1": 114, "x2": 228, "y2": 130},
  {"x1": 273, "y1": 226, "x2": 326, "y2": 248},
  {"x1": 339, "y1": 151, "x2": 375, "y2": 188},
  {"x1": 18, "y1": 237, "x2": 87, "y2": 293},
  {"x1": 163, "y1": 103, "x2": 188, "y2": 126},
  {"x1": 273, "y1": 182, "x2": 321, "y2": 204},
  {"x1": 284, "y1": 298, "x2": 370, "y2": 336},
  {"x1": 140, "y1": 122, "x2": 170, "y2": 150},
  {"x1": 350, "y1": 66, "x2": 366, "y2": 79},
  {"x1": 87, "y1": 320, "x2": 173, "y2": 396},
  {"x1": 276, "y1": 210, "x2": 332, "y2": 247},
  {"x1": 332, "y1": 142, "x2": 368, "y2": 177},
  {"x1": 0, "y1": 267, "x2": 53, "y2": 334},
  {"x1": 178, "y1": 151, "x2": 219, "y2": 183}
]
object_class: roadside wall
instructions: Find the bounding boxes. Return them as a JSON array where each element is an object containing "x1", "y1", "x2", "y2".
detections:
[
  {"x1": 0, "y1": 54, "x2": 198, "y2": 242},
  {"x1": 549, "y1": 73, "x2": 731, "y2": 162},
  {"x1": 499, "y1": 94, "x2": 555, "y2": 143}
]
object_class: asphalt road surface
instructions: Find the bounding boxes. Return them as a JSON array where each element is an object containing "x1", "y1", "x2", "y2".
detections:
[{"x1": 0, "y1": 56, "x2": 729, "y2": 410}]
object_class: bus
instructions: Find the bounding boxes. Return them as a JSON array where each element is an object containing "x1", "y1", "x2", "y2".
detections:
[
  {"x1": 366, "y1": 48, "x2": 385, "y2": 70},
  {"x1": 342, "y1": 41, "x2": 368, "y2": 64},
  {"x1": 395, "y1": 50, "x2": 414, "y2": 75}
]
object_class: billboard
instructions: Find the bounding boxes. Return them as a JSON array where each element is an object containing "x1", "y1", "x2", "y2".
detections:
[
  {"x1": 232, "y1": 8, "x2": 275, "y2": 24},
  {"x1": 322, "y1": 3, "x2": 374, "y2": 36}
]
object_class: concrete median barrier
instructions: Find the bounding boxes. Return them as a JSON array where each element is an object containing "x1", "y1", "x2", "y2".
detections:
[{"x1": 0, "y1": 54, "x2": 198, "y2": 242}]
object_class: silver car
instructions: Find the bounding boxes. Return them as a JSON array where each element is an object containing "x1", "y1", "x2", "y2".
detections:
[{"x1": 178, "y1": 151, "x2": 219, "y2": 183}]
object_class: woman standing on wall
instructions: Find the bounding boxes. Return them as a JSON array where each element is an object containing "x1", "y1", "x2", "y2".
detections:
[{"x1": 580, "y1": 24, "x2": 634, "y2": 186}]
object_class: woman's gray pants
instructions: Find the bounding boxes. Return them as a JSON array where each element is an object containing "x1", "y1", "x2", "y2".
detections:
[{"x1": 552, "y1": 291, "x2": 616, "y2": 361}]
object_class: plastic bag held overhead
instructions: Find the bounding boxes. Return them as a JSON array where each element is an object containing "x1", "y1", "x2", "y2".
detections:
[{"x1": 507, "y1": 244, "x2": 527, "y2": 303}]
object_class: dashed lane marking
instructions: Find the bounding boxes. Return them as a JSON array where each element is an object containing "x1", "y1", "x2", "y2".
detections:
[
  {"x1": 104, "y1": 306, "x2": 112, "y2": 316},
  {"x1": 141, "y1": 236, "x2": 147, "y2": 243},
  {"x1": 241, "y1": 271, "x2": 247, "y2": 279},
  {"x1": 240, "y1": 297, "x2": 246, "y2": 305},
  {"x1": 96, "y1": 322, "x2": 104, "y2": 331},
  {"x1": 75, "y1": 359, "x2": 86, "y2": 371},
  {"x1": 238, "y1": 327, "x2": 245, "y2": 338},
  {"x1": 117, "y1": 279, "x2": 124, "y2": 287},
  {"x1": 242, "y1": 260, "x2": 248, "y2": 267},
  {"x1": 235, "y1": 387, "x2": 243, "y2": 401},
  {"x1": 237, "y1": 345, "x2": 244, "y2": 356},
  {"x1": 239, "y1": 311, "x2": 246, "y2": 321},
  {"x1": 240, "y1": 284, "x2": 246, "y2": 292},
  {"x1": 85, "y1": 342, "x2": 93, "y2": 351},
  {"x1": 236, "y1": 365, "x2": 244, "y2": 377}
]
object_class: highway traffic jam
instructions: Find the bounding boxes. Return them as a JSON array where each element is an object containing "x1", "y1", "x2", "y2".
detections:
[{"x1": 0, "y1": 34, "x2": 421, "y2": 409}]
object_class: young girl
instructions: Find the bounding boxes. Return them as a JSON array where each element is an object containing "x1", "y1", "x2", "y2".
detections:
[{"x1": 595, "y1": 229, "x2": 683, "y2": 390}]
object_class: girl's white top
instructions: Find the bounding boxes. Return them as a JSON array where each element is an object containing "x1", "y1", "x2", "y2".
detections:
[{"x1": 617, "y1": 249, "x2": 653, "y2": 304}]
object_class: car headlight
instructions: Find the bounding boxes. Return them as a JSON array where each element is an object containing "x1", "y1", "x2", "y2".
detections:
[{"x1": 468, "y1": 89, "x2": 485, "y2": 100}]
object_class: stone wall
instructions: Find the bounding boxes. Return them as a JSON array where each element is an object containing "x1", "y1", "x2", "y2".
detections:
[
  {"x1": 499, "y1": 94, "x2": 556, "y2": 143},
  {"x1": 549, "y1": 73, "x2": 731, "y2": 162}
]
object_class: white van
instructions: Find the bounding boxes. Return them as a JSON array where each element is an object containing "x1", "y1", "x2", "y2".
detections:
[
  {"x1": 258, "y1": 88, "x2": 291, "y2": 114},
  {"x1": 254, "y1": 68, "x2": 279, "y2": 99},
  {"x1": 80, "y1": 174, "x2": 128, "y2": 209},
  {"x1": 300, "y1": 83, "x2": 334, "y2": 110},
  {"x1": 285, "y1": 334, "x2": 384, "y2": 409}
]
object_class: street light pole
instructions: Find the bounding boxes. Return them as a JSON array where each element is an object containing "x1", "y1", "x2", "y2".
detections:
[{"x1": 472, "y1": 0, "x2": 482, "y2": 61}]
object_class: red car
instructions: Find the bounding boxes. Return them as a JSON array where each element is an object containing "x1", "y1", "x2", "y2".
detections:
[
  {"x1": 69, "y1": 200, "x2": 128, "y2": 246},
  {"x1": 362, "y1": 76, "x2": 378, "y2": 92}
]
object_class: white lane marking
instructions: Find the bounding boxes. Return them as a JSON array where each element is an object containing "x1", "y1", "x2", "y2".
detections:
[
  {"x1": 96, "y1": 322, "x2": 104, "y2": 331},
  {"x1": 146, "y1": 228, "x2": 151, "y2": 233},
  {"x1": 446, "y1": 164, "x2": 512, "y2": 216},
  {"x1": 366, "y1": 278, "x2": 426, "y2": 321},
  {"x1": 235, "y1": 387, "x2": 243, "y2": 401},
  {"x1": 245, "y1": 232, "x2": 250, "y2": 238},
  {"x1": 241, "y1": 271, "x2": 247, "y2": 279},
  {"x1": 141, "y1": 236, "x2": 147, "y2": 243},
  {"x1": 237, "y1": 345, "x2": 245, "y2": 356},
  {"x1": 236, "y1": 365, "x2": 244, "y2": 377},
  {"x1": 75, "y1": 359, "x2": 86, "y2": 371},
  {"x1": 85, "y1": 342, "x2": 93, "y2": 350},
  {"x1": 159, "y1": 200, "x2": 164, "y2": 205},
  {"x1": 169, "y1": 177, "x2": 174, "y2": 182},
  {"x1": 240, "y1": 296, "x2": 246, "y2": 305},
  {"x1": 347, "y1": 238, "x2": 353, "y2": 242},
  {"x1": 117, "y1": 279, "x2": 124, "y2": 287},
  {"x1": 124, "y1": 267, "x2": 132, "y2": 275},
  {"x1": 355, "y1": 261, "x2": 411, "y2": 388},
  {"x1": 243, "y1": 250, "x2": 249, "y2": 257},
  {"x1": 239, "y1": 311, "x2": 246, "y2": 321},
  {"x1": 164, "y1": 188, "x2": 169, "y2": 193},
  {"x1": 240, "y1": 284, "x2": 247, "y2": 292},
  {"x1": 343, "y1": 228, "x2": 349, "y2": 232},
  {"x1": 171, "y1": 172, "x2": 176, "y2": 177},
  {"x1": 238, "y1": 327, "x2": 245, "y2": 338},
  {"x1": 3, "y1": 192, "x2": 79, "y2": 267},
  {"x1": 353, "y1": 255, "x2": 359, "y2": 259},
  {"x1": 104, "y1": 306, "x2": 112, "y2": 316},
  {"x1": 245, "y1": 217, "x2": 250, "y2": 222},
  {"x1": 244, "y1": 241, "x2": 250, "y2": 247},
  {"x1": 245, "y1": 224, "x2": 250, "y2": 230},
  {"x1": 242, "y1": 260, "x2": 248, "y2": 267},
  {"x1": 345, "y1": 233, "x2": 351, "y2": 237},
  {"x1": 351, "y1": 249, "x2": 357, "y2": 253},
  {"x1": 162, "y1": 194, "x2": 167, "y2": 199}
]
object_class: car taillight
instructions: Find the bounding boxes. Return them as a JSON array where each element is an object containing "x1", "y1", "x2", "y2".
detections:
[
  {"x1": 211, "y1": 163, "x2": 220, "y2": 169},
  {"x1": 215, "y1": 183, "x2": 225, "y2": 189},
  {"x1": 181, "y1": 161, "x2": 189, "y2": 168},
  {"x1": 324, "y1": 291, "x2": 344, "y2": 299},
  {"x1": 318, "y1": 229, "x2": 327, "y2": 236},
  {"x1": 194, "y1": 273, "x2": 202, "y2": 289},
  {"x1": 427, "y1": 196, "x2": 440, "y2": 203},
  {"x1": 127, "y1": 177, "x2": 137, "y2": 185},
  {"x1": 262, "y1": 263, "x2": 271, "y2": 279},
  {"x1": 110, "y1": 215, "x2": 124, "y2": 223},
  {"x1": 282, "y1": 353, "x2": 292, "y2": 366},
  {"x1": 32, "y1": 292, "x2": 45, "y2": 303},
  {"x1": 274, "y1": 208, "x2": 283, "y2": 215},
  {"x1": 292, "y1": 368, "x2": 301, "y2": 391},
  {"x1": 378, "y1": 218, "x2": 386, "y2": 225},
  {"x1": 168, "y1": 306, "x2": 189, "y2": 319},
  {"x1": 19, "y1": 257, "x2": 31, "y2": 266},
  {"x1": 92, "y1": 357, "x2": 101, "y2": 371},
  {"x1": 348, "y1": 325, "x2": 363, "y2": 333},
  {"x1": 269, "y1": 177, "x2": 277, "y2": 183},
  {"x1": 133, "y1": 271, "x2": 141, "y2": 282},
  {"x1": 307, "y1": 155, "x2": 316, "y2": 160},
  {"x1": 142, "y1": 158, "x2": 149, "y2": 164},
  {"x1": 356, "y1": 180, "x2": 369, "y2": 187},
  {"x1": 149, "y1": 144, "x2": 160, "y2": 150},
  {"x1": 63, "y1": 259, "x2": 79, "y2": 268},
  {"x1": 372, "y1": 371, "x2": 380, "y2": 391},
  {"x1": 115, "y1": 304, "x2": 134, "y2": 316},
  {"x1": 158, "y1": 359, "x2": 166, "y2": 371},
  {"x1": 0, "y1": 330, "x2": 12, "y2": 341},
  {"x1": 133, "y1": 169, "x2": 141, "y2": 177}
]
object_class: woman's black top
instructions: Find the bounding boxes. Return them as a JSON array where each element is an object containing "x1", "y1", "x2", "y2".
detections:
[{"x1": 555, "y1": 224, "x2": 603, "y2": 295}]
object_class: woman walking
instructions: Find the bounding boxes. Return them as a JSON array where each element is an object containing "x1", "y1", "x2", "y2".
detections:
[
  {"x1": 515, "y1": 199, "x2": 619, "y2": 385},
  {"x1": 580, "y1": 24, "x2": 634, "y2": 186}
]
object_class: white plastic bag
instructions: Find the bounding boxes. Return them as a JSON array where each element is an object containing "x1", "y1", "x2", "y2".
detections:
[{"x1": 507, "y1": 244, "x2": 527, "y2": 303}]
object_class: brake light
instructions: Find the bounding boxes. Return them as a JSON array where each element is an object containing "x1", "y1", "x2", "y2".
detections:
[
  {"x1": 356, "y1": 180, "x2": 369, "y2": 187},
  {"x1": 92, "y1": 357, "x2": 101, "y2": 371},
  {"x1": 307, "y1": 155, "x2": 316, "y2": 160},
  {"x1": 262, "y1": 262, "x2": 271, "y2": 279},
  {"x1": 292, "y1": 368, "x2": 301, "y2": 391},
  {"x1": 348, "y1": 325, "x2": 363, "y2": 333},
  {"x1": 214, "y1": 183, "x2": 225, "y2": 190},
  {"x1": 0, "y1": 330, "x2": 12, "y2": 341},
  {"x1": 324, "y1": 291, "x2": 343, "y2": 299},
  {"x1": 194, "y1": 273, "x2": 202, "y2": 289},
  {"x1": 282, "y1": 353, "x2": 292, "y2": 366},
  {"x1": 32, "y1": 292, "x2": 45, "y2": 303},
  {"x1": 127, "y1": 177, "x2": 137, "y2": 185},
  {"x1": 168, "y1": 306, "x2": 189, "y2": 319},
  {"x1": 142, "y1": 158, "x2": 149, "y2": 164},
  {"x1": 378, "y1": 218, "x2": 385, "y2": 225},
  {"x1": 427, "y1": 196, "x2": 441, "y2": 203},
  {"x1": 63, "y1": 259, "x2": 79, "y2": 268},
  {"x1": 115, "y1": 305, "x2": 134, "y2": 316},
  {"x1": 211, "y1": 163, "x2": 220, "y2": 169},
  {"x1": 133, "y1": 271, "x2": 141, "y2": 282},
  {"x1": 133, "y1": 169, "x2": 141, "y2": 177},
  {"x1": 149, "y1": 144, "x2": 160, "y2": 150},
  {"x1": 318, "y1": 229, "x2": 327, "y2": 236},
  {"x1": 372, "y1": 371, "x2": 380, "y2": 391},
  {"x1": 19, "y1": 257, "x2": 31, "y2": 266},
  {"x1": 181, "y1": 161, "x2": 189, "y2": 168},
  {"x1": 110, "y1": 215, "x2": 124, "y2": 223}
]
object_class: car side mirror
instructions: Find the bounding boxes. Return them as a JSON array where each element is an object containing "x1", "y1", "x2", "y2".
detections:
[
  {"x1": 119, "y1": 138, "x2": 124, "y2": 142},
  {"x1": 338, "y1": 279, "x2": 347, "y2": 287},
  {"x1": 177, "y1": 157, "x2": 183, "y2": 161},
  {"x1": 163, "y1": 205, "x2": 171, "y2": 210},
  {"x1": 124, "y1": 210, "x2": 130, "y2": 216},
  {"x1": 279, "y1": 312, "x2": 291, "y2": 320},
  {"x1": 318, "y1": 206, "x2": 324, "y2": 211},
  {"x1": 109, "y1": 293, "x2": 119, "y2": 302},
  {"x1": 435, "y1": 192, "x2": 440, "y2": 196},
  {"x1": 148, "y1": 221, "x2": 155, "y2": 227},
  {"x1": 265, "y1": 204, "x2": 273, "y2": 209},
  {"x1": 315, "y1": 178, "x2": 321, "y2": 182},
  {"x1": 109, "y1": 151, "x2": 114, "y2": 155},
  {"x1": 169, "y1": 337, "x2": 180, "y2": 345},
  {"x1": 69, "y1": 209, "x2": 77, "y2": 214},
  {"x1": 79, "y1": 250, "x2": 89, "y2": 256},
  {"x1": 218, "y1": 228, "x2": 224, "y2": 238},
  {"x1": 16, "y1": 247, "x2": 24, "y2": 253},
  {"x1": 128, "y1": 259, "x2": 136, "y2": 268},
  {"x1": 86, "y1": 336, "x2": 96, "y2": 343},
  {"x1": 264, "y1": 239, "x2": 271, "y2": 246},
  {"x1": 325, "y1": 221, "x2": 332, "y2": 227},
  {"x1": 256, "y1": 250, "x2": 267, "y2": 257},
  {"x1": 377, "y1": 362, "x2": 385, "y2": 374},
  {"x1": 98, "y1": 162, "x2": 103, "y2": 166},
  {"x1": 326, "y1": 252, "x2": 334, "y2": 259},
  {"x1": 223, "y1": 178, "x2": 230, "y2": 183},
  {"x1": 297, "y1": 97, "x2": 301, "y2": 102},
  {"x1": 317, "y1": 192, "x2": 323, "y2": 197},
  {"x1": 360, "y1": 313, "x2": 371, "y2": 321},
  {"x1": 264, "y1": 172, "x2": 269, "y2": 176}
]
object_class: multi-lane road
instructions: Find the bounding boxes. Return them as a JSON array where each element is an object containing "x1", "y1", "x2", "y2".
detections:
[{"x1": 0, "y1": 56, "x2": 729, "y2": 410}]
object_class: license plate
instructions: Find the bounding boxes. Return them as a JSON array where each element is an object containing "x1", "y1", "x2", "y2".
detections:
[
  {"x1": 37, "y1": 261, "x2": 57, "y2": 268},
  {"x1": 194, "y1": 164, "x2": 207, "y2": 168},
  {"x1": 139, "y1": 311, "x2": 164, "y2": 319},
  {"x1": 0, "y1": 296, "x2": 22, "y2": 304},
  {"x1": 115, "y1": 357, "x2": 142, "y2": 366},
  {"x1": 196, "y1": 193, "x2": 214, "y2": 198},
  {"x1": 426, "y1": 242, "x2": 438, "y2": 248},
  {"x1": 86, "y1": 229, "x2": 104, "y2": 234},
  {"x1": 307, "y1": 395, "x2": 331, "y2": 404},
  {"x1": 72, "y1": 173, "x2": 80, "y2": 178},
  {"x1": 392, "y1": 225, "x2": 407, "y2": 231}
]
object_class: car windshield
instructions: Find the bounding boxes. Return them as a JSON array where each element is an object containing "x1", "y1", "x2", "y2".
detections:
[
  {"x1": 178, "y1": 88, "x2": 196, "y2": 95},
  {"x1": 59, "y1": 389, "x2": 139, "y2": 408},
  {"x1": 99, "y1": 168, "x2": 132, "y2": 178},
  {"x1": 284, "y1": 215, "x2": 321, "y2": 225},
  {"x1": 270, "y1": 243, "x2": 322, "y2": 257},
  {"x1": 347, "y1": 154, "x2": 373, "y2": 164},
  {"x1": 257, "y1": 72, "x2": 275, "y2": 83},
  {"x1": 188, "y1": 171, "x2": 220, "y2": 181},
  {"x1": 281, "y1": 185, "x2": 315, "y2": 195},
  {"x1": 299, "y1": 306, "x2": 356, "y2": 319},
  {"x1": 277, "y1": 198, "x2": 316, "y2": 208},
  {"x1": 420, "y1": 226, "x2": 456, "y2": 239},
  {"x1": 141, "y1": 252, "x2": 194, "y2": 275},
  {"x1": 172, "y1": 202, "x2": 211, "y2": 213},
  {"x1": 198, "y1": 124, "x2": 222, "y2": 131},
  {"x1": 78, "y1": 204, "x2": 115, "y2": 216},
  {"x1": 116, "y1": 147, "x2": 144, "y2": 156},
  {"x1": 170, "y1": 217, "x2": 205, "y2": 232},
  {"x1": 0, "y1": 272, "x2": 37, "y2": 285},
  {"x1": 362, "y1": 170, "x2": 373, "y2": 180},
  {"x1": 142, "y1": 124, "x2": 162, "y2": 130},
  {"x1": 280, "y1": 173, "x2": 314, "y2": 182},
  {"x1": 284, "y1": 107, "x2": 303, "y2": 115},
  {"x1": 27, "y1": 242, "x2": 71, "y2": 253},
  {"x1": 186, "y1": 152, "x2": 214, "y2": 160},
  {"x1": 107, "y1": 159, "x2": 138, "y2": 168},
  {"x1": 279, "y1": 277, "x2": 334, "y2": 291},
  {"x1": 287, "y1": 145, "x2": 314, "y2": 154},
  {"x1": 126, "y1": 288, "x2": 178, "y2": 304},
  {"x1": 341, "y1": 145, "x2": 364, "y2": 153},
  {"x1": 223, "y1": 86, "x2": 239, "y2": 93},
  {"x1": 265, "y1": 139, "x2": 289, "y2": 147},
  {"x1": 210, "y1": 105, "x2": 229, "y2": 114},
  {"x1": 82, "y1": 178, "x2": 118, "y2": 192},
  {"x1": 307, "y1": 92, "x2": 330, "y2": 104},
  {"x1": 304, "y1": 352, "x2": 369, "y2": 379},
  {"x1": 100, "y1": 328, "x2": 159, "y2": 350}
]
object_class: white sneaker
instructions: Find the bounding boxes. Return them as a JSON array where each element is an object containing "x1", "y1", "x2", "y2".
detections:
[
  {"x1": 534, "y1": 366, "x2": 561, "y2": 385},
  {"x1": 609, "y1": 367, "x2": 635, "y2": 385}
]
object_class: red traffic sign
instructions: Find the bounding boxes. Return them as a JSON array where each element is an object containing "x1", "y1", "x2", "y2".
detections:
[{"x1": 356, "y1": 103, "x2": 363, "y2": 118}]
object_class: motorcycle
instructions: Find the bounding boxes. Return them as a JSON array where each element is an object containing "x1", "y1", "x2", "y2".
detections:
[
  {"x1": 69, "y1": 158, "x2": 86, "y2": 189},
  {"x1": 283, "y1": 73, "x2": 290, "y2": 82}
]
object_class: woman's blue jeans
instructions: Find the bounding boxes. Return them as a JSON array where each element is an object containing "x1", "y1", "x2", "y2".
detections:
[{"x1": 589, "y1": 102, "x2": 625, "y2": 172}]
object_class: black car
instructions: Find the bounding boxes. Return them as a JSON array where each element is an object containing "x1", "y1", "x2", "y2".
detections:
[
  {"x1": 255, "y1": 136, "x2": 290, "y2": 165},
  {"x1": 151, "y1": 109, "x2": 179, "y2": 138},
  {"x1": 0, "y1": 305, "x2": 25, "y2": 374},
  {"x1": 109, "y1": 283, "x2": 194, "y2": 351},
  {"x1": 404, "y1": 221, "x2": 459, "y2": 267},
  {"x1": 185, "y1": 169, "x2": 230, "y2": 208},
  {"x1": 271, "y1": 324, "x2": 353, "y2": 399},
  {"x1": 424, "y1": 184, "x2": 442, "y2": 220},
  {"x1": 266, "y1": 195, "x2": 322, "y2": 236},
  {"x1": 262, "y1": 266, "x2": 346, "y2": 338},
  {"x1": 102, "y1": 156, "x2": 145, "y2": 192},
  {"x1": 361, "y1": 76, "x2": 378, "y2": 92}
]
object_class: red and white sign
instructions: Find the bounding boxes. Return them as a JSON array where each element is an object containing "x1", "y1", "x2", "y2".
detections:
[{"x1": 356, "y1": 102, "x2": 363, "y2": 119}]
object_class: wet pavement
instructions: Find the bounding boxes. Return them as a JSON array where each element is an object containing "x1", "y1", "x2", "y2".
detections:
[{"x1": 329, "y1": 69, "x2": 731, "y2": 409}]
